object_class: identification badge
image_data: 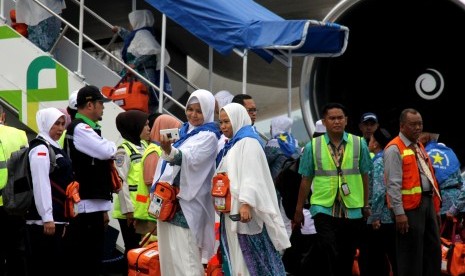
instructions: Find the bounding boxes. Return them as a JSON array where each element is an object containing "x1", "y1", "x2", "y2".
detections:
[
  {"x1": 341, "y1": 183, "x2": 350, "y2": 196},
  {"x1": 148, "y1": 196, "x2": 163, "y2": 217}
]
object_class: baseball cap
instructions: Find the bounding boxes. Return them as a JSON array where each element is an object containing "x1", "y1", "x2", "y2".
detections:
[
  {"x1": 360, "y1": 112, "x2": 378, "y2": 123},
  {"x1": 76, "y1": 85, "x2": 111, "y2": 106},
  {"x1": 68, "y1": 90, "x2": 79, "y2": 110}
]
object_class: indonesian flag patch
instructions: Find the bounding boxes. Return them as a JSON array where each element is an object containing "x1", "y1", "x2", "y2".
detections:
[{"x1": 37, "y1": 152, "x2": 47, "y2": 156}]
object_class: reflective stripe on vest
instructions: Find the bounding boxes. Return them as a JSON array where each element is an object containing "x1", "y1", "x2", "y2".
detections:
[
  {"x1": 112, "y1": 141, "x2": 146, "y2": 220},
  {"x1": 135, "y1": 142, "x2": 162, "y2": 221},
  {"x1": 311, "y1": 134, "x2": 364, "y2": 208}
]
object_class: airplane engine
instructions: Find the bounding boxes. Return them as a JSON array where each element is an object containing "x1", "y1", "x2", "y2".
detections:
[{"x1": 301, "y1": 0, "x2": 465, "y2": 165}]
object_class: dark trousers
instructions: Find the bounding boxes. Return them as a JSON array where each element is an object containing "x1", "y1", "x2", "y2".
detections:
[
  {"x1": 0, "y1": 207, "x2": 28, "y2": 276},
  {"x1": 313, "y1": 213, "x2": 363, "y2": 276},
  {"x1": 63, "y1": 211, "x2": 106, "y2": 276},
  {"x1": 358, "y1": 223, "x2": 397, "y2": 276},
  {"x1": 282, "y1": 228, "x2": 317, "y2": 276},
  {"x1": 117, "y1": 218, "x2": 142, "y2": 276},
  {"x1": 396, "y1": 195, "x2": 441, "y2": 276},
  {"x1": 26, "y1": 223, "x2": 66, "y2": 276}
]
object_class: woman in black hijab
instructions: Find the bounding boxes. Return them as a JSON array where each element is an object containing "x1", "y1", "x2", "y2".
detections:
[{"x1": 113, "y1": 110, "x2": 151, "y2": 276}]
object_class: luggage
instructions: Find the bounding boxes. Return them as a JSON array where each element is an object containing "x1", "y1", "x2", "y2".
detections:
[
  {"x1": 127, "y1": 242, "x2": 160, "y2": 276},
  {"x1": 148, "y1": 181, "x2": 179, "y2": 221},
  {"x1": 441, "y1": 218, "x2": 465, "y2": 276},
  {"x1": 102, "y1": 74, "x2": 149, "y2": 113},
  {"x1": 211, "y1": 173, "x2": 231, "y2": 213}
]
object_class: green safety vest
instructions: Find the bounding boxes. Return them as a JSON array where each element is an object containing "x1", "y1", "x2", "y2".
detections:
[
  {"x1": 113, "y1": 140, "x2": 150, "y2": 220},
  {"x1": 311, "y1": 134, "x2": 364, "y2": 208},
  {"x1": 0, "y1": 126, "x2": 28, "y2": 206},
  {"x1": 136, "y1": 142, "x2": 162, "y2": 221}
]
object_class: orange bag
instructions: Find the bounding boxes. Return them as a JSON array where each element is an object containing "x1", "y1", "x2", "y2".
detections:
[
  {"x1": 148, "y1": 182, "x2": 179, "y2": 221},
  {"x1": 211, "y1": 173, "x2": 231, "y2": 213},
  {"x1": 110, "y1": 160, "x2": 123, "y2": 193},
  {"x1": 441, "y1": 219, "x2": 465, "y2": 276},
  {"x1": 127, "y1": 242, "x2": 160, "y2": 276},
  {"x1": 101, "y1": 74, "x2": 149, "y2": 113},
  {"x1": 64, "y1": 181, "x2": 80, "y2": 218},
  {"x1": 10, "y1": 10, "x2": 28, "y2": 37}
]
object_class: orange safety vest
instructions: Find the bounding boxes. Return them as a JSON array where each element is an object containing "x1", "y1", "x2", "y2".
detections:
[{"x1": 386, "y1": 136, "x2": 440, "y2": 213}]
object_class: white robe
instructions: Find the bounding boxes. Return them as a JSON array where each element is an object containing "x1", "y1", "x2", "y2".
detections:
[
  {"x1": 218, "y1": 137, "x2": 291, "y2": 275},
  {"x1": 154, "y1": 130, "x2": 218, "y2": 274}
]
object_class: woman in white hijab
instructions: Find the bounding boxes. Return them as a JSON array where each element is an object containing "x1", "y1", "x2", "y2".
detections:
[
  {"x1": 153, "y1": 89, "x2": 221, "y2": 276},
  {"x1": 27, "y1": 107, "x2": 74, "y2": 275},
  {"x1": 113, "y1": 9, "x2": 172, "y2": 115},
  {"x1": 216, "y1": 103, "x2": 290, "y2": 276}
]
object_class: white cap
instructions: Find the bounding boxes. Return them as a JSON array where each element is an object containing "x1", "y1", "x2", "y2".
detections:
[
  {"x1": 68, "y1": 90, "x2": 79, "y2": 110},
  {"x1": 315, "y1": 120, "x2": 326, "y2": 133}
]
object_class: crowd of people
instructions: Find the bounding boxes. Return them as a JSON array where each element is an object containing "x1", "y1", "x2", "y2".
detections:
[
  {"x1": 2, "y1": 81, "x2": 464, "y2": 276},
  {"x1": 7, "y1": 2, "x2": 465, "y2": 276},
  {"x1": 2, "y1": 80, "x2": 465, "y2": 276}
]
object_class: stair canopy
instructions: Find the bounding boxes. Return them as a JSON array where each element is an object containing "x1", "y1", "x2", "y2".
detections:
[{"x1": 144, "y1": 0, "x2": 349, "y2": 61}]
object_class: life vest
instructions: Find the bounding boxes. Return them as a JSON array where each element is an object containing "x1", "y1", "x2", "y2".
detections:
[
  {"x1": 113, "y1": 140, "x2": 149, "y2": 220},
  {"x1": 0, "y1": 125, "x2": 28, "y2": 206},
  {"x1": 136, "y1": 142, "x2": 162, "y2": 221},
  {"x1": 386, "y1": 137, "x2": 441, "y2": 212},
  {"x1": 311, "y1": 134, "x2": 364, "y2": 208}
]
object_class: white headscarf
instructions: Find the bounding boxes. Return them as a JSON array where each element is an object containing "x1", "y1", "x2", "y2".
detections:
[
  {"x1": 271, "y1": 115, "x2": 293, "y2": 137},
  {"x1": 215, "y1": 90, "x2": 234, "y2": 110},
  {"x1": 129, "y1": 10, "x2": 154, "y2": 29},
  {"x1": 36, "y1": 107, "x2": 65, "y2": 148},
  {"x1": 186, "y1": 89, "x2": 215, "y2": 127},
  {"x1": 222, "y1": 103, "x2": 251, "y2": 136}
]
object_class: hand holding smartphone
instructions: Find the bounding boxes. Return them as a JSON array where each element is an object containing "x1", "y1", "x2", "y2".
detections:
[
  {"x1": 160, "y1": 128, "x2": 180, "y2": 141},
  {"x1": 229, "y1": 214, "x2": 241, "y2": 221}
]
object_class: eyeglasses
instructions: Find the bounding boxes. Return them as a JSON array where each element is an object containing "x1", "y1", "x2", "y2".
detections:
[{"x1": 246, "y1": 108, "x2": 258, "y2": 113}]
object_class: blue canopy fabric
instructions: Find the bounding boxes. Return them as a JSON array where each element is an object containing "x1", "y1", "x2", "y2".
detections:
[{"x1": 145, "y1": 0, "x2": 349, "y2": 59}]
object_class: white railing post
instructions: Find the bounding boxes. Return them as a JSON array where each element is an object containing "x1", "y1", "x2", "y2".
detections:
[
  {"x1": 158, "y1": 14, "x2": 167, "y2": 113},
  {"x1": 76, "y1": 0, "x2": 84, "y2": 78}
]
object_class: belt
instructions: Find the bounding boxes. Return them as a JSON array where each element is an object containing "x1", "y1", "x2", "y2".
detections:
[{"x1": 422, "y1": 191, "x2": 433, "y2": 197}]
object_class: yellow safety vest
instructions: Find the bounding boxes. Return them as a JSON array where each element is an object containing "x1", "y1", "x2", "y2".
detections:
[
  {"x1": 311, "y1": 134, "x2": 364, "y2": 208},
  {"x1": 0, "y1": 125, "x2": 28, "y2": 206},
  {"x1": 135, "y1": 142, "x2": 162, "y2": 221},
  {"x1": 112, "y1": 140, "x2": 148, "y2": 220}
]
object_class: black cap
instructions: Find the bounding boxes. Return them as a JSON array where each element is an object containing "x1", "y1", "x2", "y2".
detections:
[
  {"x1": 372, "y1": 128, "x2": 392, "y2": 148},
  {"x1": 360, "y1": 112, "x2": 378, "y2": 123},
  {"x1": 76, "y1": 85, "x2": 111, "y2": 106}
]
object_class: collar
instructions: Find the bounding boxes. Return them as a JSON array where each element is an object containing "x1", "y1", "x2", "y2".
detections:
[
  {"x1": 75, "y1": 113, "x2": 100, "y2": 129},
  {"x1": 399, "y1": 132, "x2": 415, "y2": 147},
  {"x1": 322, "y1": 131, "x2": 349, "y2": 144}
]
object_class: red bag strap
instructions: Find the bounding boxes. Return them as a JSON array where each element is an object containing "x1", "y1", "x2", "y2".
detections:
[
  {"x1": 140, "y1": 224, "x2": 157, "y2": 247},
  {"x1": 109, "y1": 73, "x2": 135, "y2": 97}
]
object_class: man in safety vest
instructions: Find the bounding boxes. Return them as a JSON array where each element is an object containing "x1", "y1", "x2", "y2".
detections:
[
  {"x1": 384, "y1": 108, "x2": 441, "y2": 276},
  {"x1": 0, "y1": 105, "x2": 29, "y2": 276},
  {"x1": 294, "y1": 102, "x2": 372, "y2": 276}
]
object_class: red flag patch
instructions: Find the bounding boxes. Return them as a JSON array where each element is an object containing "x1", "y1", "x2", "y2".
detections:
[{"x1": 37, "y1": 152, "x2": 47, "y2": 156}]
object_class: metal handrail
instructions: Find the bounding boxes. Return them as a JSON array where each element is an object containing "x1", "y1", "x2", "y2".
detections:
[
  {"x1": 66, "y1": 0, "x2": 199, "y2": 94},
  {"x1": 30, "y1": 0, "x2": 187, "y2": 111}
]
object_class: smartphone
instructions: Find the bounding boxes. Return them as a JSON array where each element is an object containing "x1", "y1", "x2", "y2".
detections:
[
  {"x1": 160, "y1": 128, "x2": 180, "y2": 140},
  {"x1": 229, "y1": 214, "x2": 241, "y2": 221}
]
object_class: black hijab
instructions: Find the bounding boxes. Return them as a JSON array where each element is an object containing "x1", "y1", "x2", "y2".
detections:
[{"x1": 116, "y1": 110, "x2": 148, "y2": 146}]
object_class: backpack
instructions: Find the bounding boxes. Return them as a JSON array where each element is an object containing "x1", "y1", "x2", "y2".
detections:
[
  {"x1": 3, "y1": 137, "x2": 57, "y2": 216},
  {"x1": 275, "y1": 156, "x2": 301, "y2": 220}
]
